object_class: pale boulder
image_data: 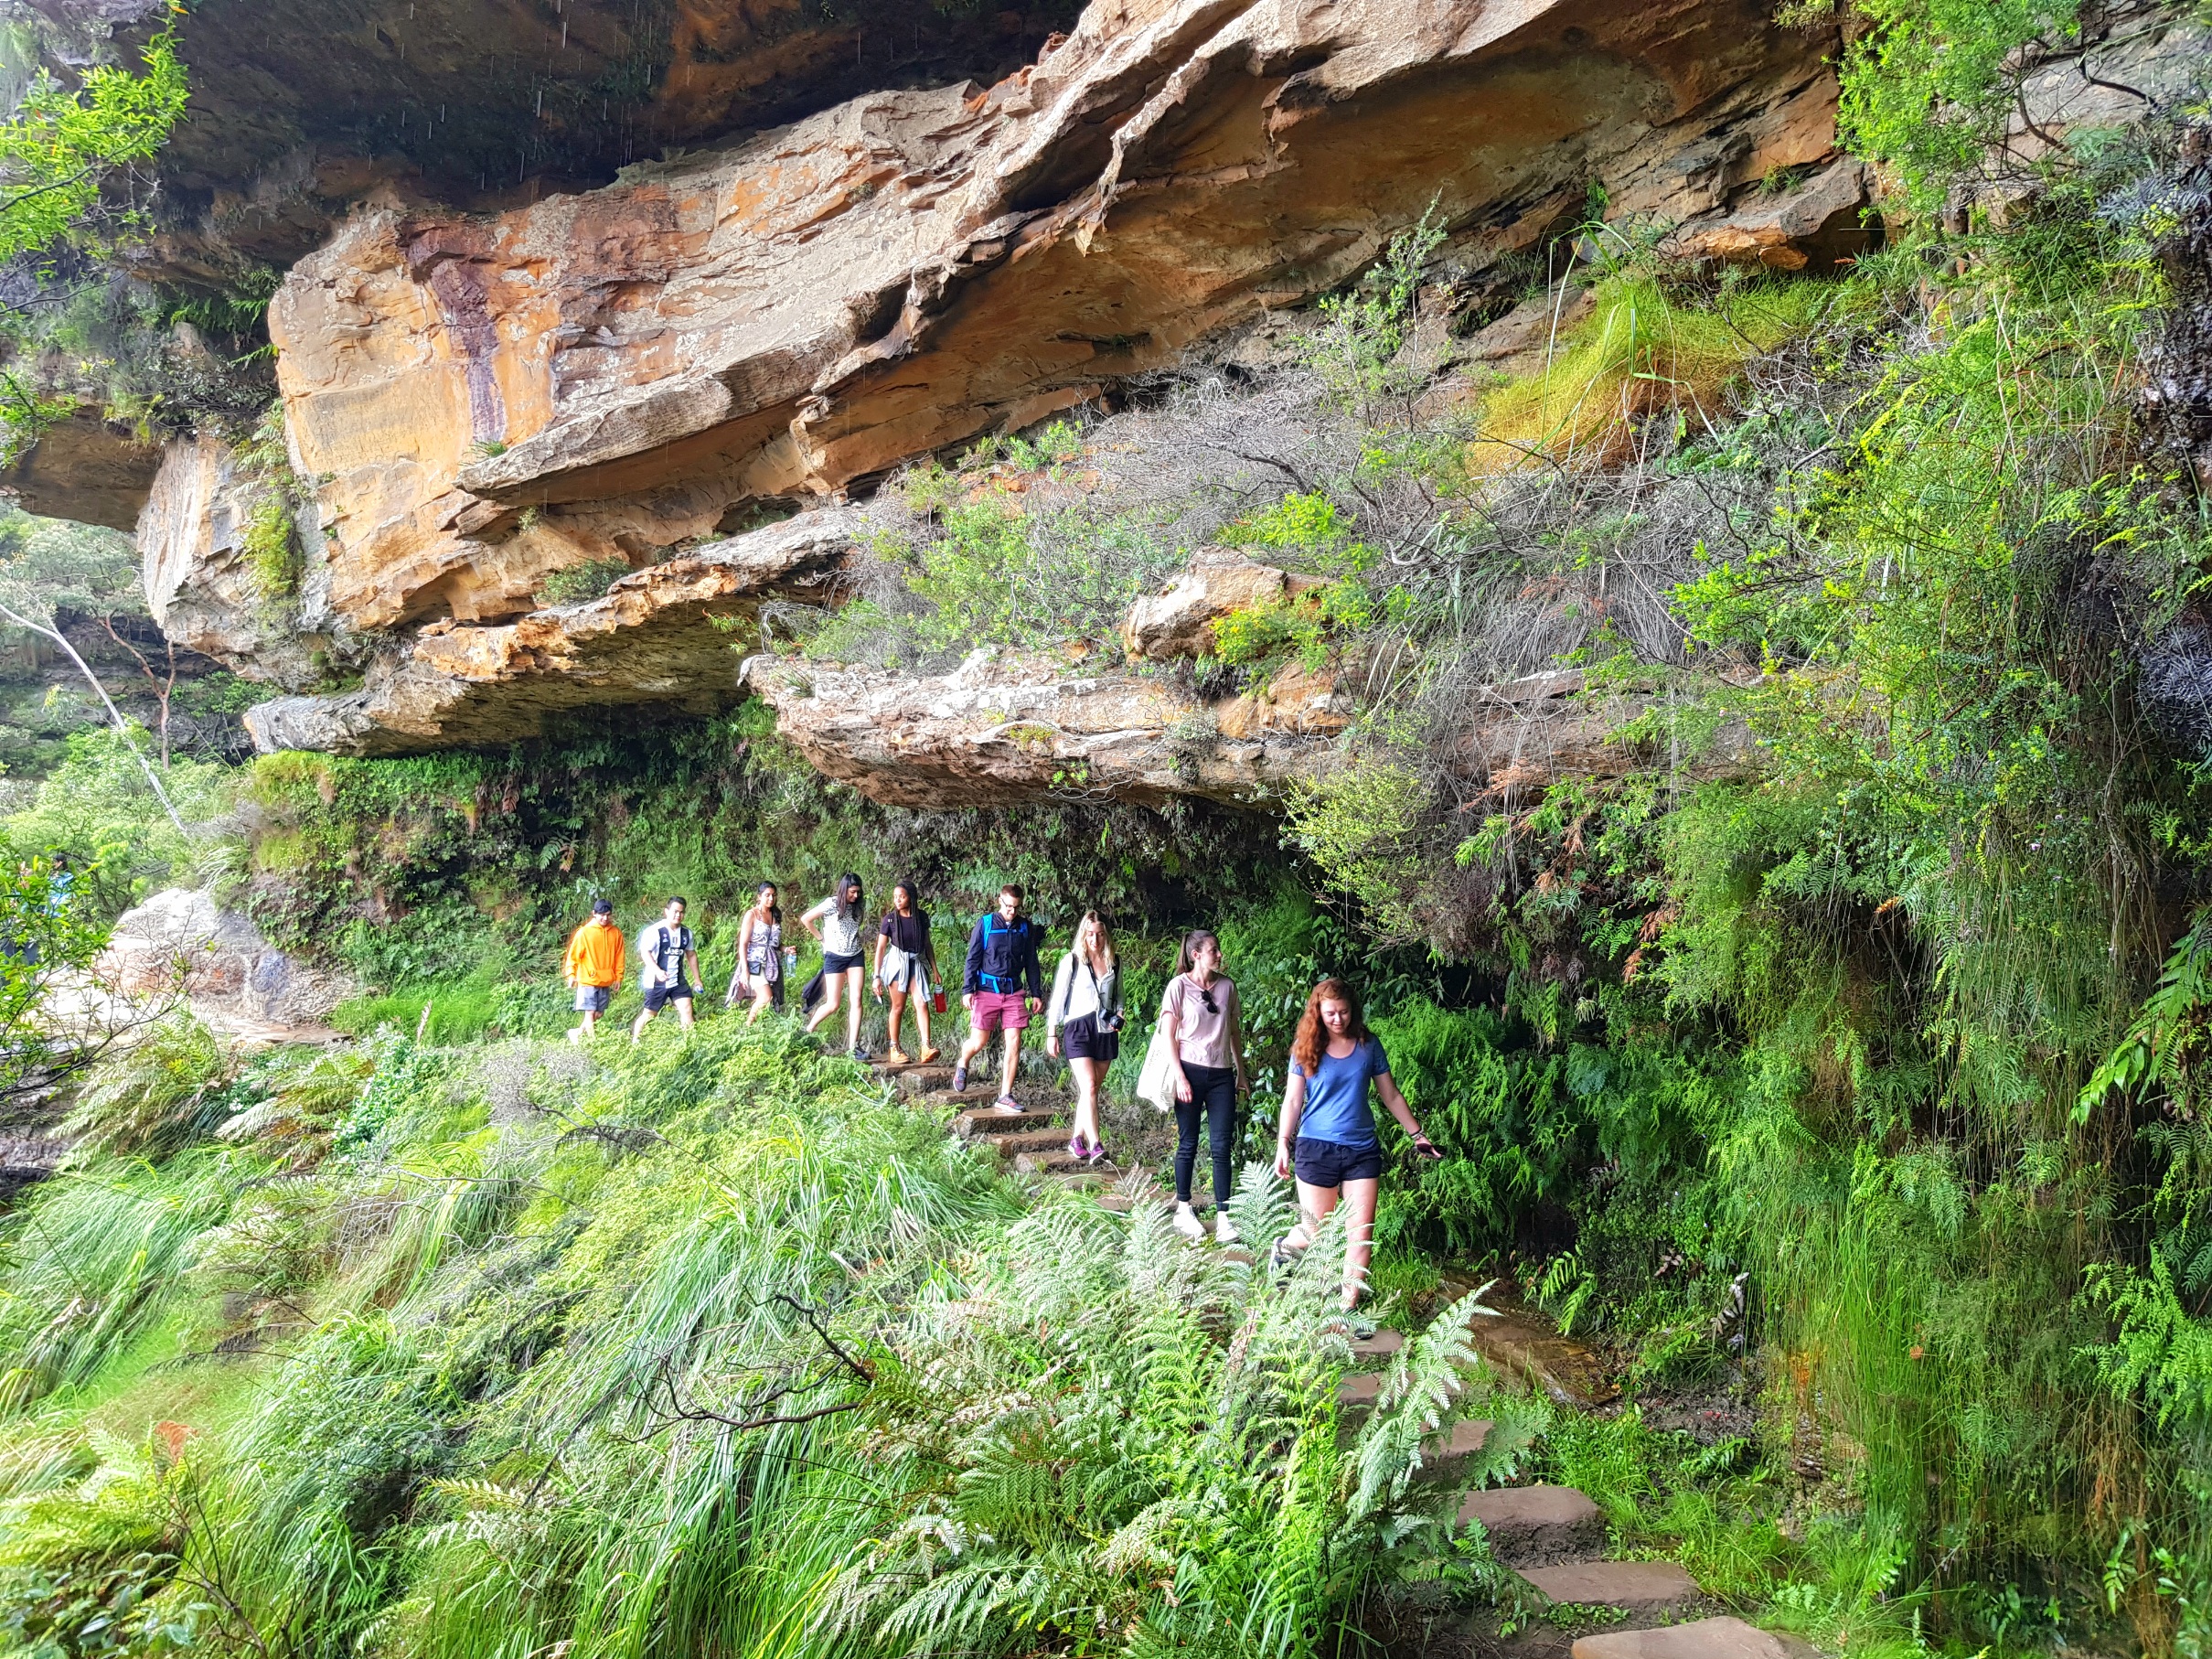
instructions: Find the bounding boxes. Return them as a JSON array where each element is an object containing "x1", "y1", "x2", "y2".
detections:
[{"x1": 1122, "y1": 551, "x2": 1326, "y2": 661}]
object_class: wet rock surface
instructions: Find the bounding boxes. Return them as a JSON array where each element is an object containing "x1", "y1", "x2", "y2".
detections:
[{"x1": 40, "y1": 0, "x2": 1080, "y2": 281}]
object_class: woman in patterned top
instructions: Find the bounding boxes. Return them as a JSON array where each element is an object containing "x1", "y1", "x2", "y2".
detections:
[{"x1": 727, "y1": 882, "x2": 791, "y2": 1024}]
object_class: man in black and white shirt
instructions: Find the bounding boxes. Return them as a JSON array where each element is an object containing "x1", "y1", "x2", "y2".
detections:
[{"x1": 631, "y1": 896, "x2": 701, "y2": 1042}]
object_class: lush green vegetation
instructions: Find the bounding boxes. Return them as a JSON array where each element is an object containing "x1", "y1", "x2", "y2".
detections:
[
  {"x1": 5, "y1": 3, "x2": 2212, "y2": 1655},
  {"x1": 0, "y1": 1020, "x2": 1550, "y2": 1659}
]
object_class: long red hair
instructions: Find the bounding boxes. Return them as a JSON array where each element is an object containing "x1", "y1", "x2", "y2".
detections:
[{"x1": 1290, "y1": 978, "x2": 1368, "y2": 1075}]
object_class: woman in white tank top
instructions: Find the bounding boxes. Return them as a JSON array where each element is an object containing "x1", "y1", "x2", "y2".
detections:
[{"x1": 803, "y1": 872, "x2": 870, "y2": 1058}]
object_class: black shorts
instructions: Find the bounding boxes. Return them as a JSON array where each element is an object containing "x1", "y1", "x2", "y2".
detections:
[
  {"x1": 643, "y1": 981, "x2": 693, "y2": 1012},
  {"x1": 1295, "y1": 1136, "x2": 1383, "y2": 1188},
  {"x1": 1062, "y1": 1012, "x2": 1120, "y2": 1063},
  {"x1": 822, "y1": 950, "x2": 863, "y2": 974}
]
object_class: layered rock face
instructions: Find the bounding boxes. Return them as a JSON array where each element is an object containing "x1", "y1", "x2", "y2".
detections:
[
  {"x1": 744, "y1": 648, "x2": 1352, "y2": 809},
  {"x1": 264, "y1": 0, "x2": 1851, "y2": 647},
  {"x1": 243, "y1": 507, "x2": 859, "y2": 755},
  {"x1": 137, "y1": 433, "x2": 346, "y2": 690},
  {"x1": 180, "y1": 0, "x2": 1863, "y2": 757}
]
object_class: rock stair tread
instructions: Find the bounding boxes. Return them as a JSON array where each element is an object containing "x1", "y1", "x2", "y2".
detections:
[
  {"x1": 1459, "y1": 1483, "x2": 1604, "y2": 1567},
  {"x1": 1516, "y1": 1558, "x2": 1701, "y2": 1613},
  {"x1": 1572, "y1": 1617, "x2": 1811, "y2": 1659},
  {"x1": 1015, "y1": 1147, "x2": 1119, "y2": 1176},
  {"x1": 971, "y1": 1124, "x2": 1075, "y2": 1155},
  {"x1": 948, "y1": 1103, "x2": 1064, "y2": 1137}
]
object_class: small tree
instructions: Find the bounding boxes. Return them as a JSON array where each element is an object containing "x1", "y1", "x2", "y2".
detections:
[
  {"x1": 0, "y1": 856, "x2": 134, "y2": 1107},
  {"x1": 0, "y1": 25, "x2": 189, "y2": 455}
]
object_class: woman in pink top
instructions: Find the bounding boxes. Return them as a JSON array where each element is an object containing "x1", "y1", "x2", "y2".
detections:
[{"x1": 1158, "y1": 928, "x2": 1248, "y2": 1245}]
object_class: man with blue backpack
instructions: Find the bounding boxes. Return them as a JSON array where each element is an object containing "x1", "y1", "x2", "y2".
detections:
[{"x1": 953, "y1": 883, "x2": 1044, "y2": 1114}]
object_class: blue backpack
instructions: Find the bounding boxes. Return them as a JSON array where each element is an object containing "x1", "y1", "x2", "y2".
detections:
[{"x1": 978, "y1": 913, "x2": 1028, "y2": 994}]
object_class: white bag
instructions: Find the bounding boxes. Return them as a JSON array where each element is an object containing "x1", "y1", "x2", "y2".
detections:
[{"x1": 1136, "y1": 993, "x2": 1178, "y2": 1113}]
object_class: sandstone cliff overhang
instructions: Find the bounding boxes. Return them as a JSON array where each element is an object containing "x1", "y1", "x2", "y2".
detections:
[
  {"x1": 244, "y1": 508, "x2": 858, "y2": 756},
  {"x1": 257, "y1": 0, "x2": 1855, "y2": 637},
  {"x1": 33, "y1": 0, "x2": 1077, "y2": 283},
  {"x1": 742, "y1": 648, "x2": 1353, "y2": 809},
  {"x1": 0, "y1": 409, "x2": 163, "y2": 531}
]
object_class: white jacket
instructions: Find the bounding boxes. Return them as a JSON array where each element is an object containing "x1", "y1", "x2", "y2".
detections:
[{"x1": 1047, "y1": 951, "x2": 1122, "y2": 1033}]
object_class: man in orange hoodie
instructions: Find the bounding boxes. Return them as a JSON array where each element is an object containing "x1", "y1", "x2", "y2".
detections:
[{"x1": 565, "y1": 899, "x2": 625, "y2": 1042}]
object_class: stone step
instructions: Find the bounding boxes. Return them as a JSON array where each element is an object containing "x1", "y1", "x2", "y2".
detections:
[
  {"x1": 1338, "y1": 1373, "x2": 1384, "y2": 1411},
  {"x1": 1516, "y1": 1560, "x2": 1700, "y2": 1615},
  {"x1": 1420, "y1": 1417, "x2": 1494, "y2": 1478},
  {"x1": 1351, "y1": 1328, "x2": 1405, "y2": 1362},
  {"x1": 880, "y1": 1063, "x2": 956, "y2": 1094},
  {"x1": 1573, "y1": 1617, "x2": 1806, "y2": 1659},
  {"x1": 1015, "y1": 1147, "x2": 1117, "y2": 1177},
  {"x1": 1459, "y1": 1484, "x2": 1604, "y2": 1567},
  {"x1": 949, "y1": 1103, "x2": 1064, "y2": 1138},
  {"x1": 972, "y1": 1125, "x2": 1076, "y2": 1157}
]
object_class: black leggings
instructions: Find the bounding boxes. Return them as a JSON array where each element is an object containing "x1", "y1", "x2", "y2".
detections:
[{"x1": 1174, "y1": 1063, "x2": 1240, "y2": 1205}]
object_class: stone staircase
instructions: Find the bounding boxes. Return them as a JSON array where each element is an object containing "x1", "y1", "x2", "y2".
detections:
[
  {"x1": 872, "y1": 1054, "x2": 1806, "y2": 1658},
  {"x1": 1338, "y1": 1333, "x2": 1807, "y2": 1659},
  {"x1": 875, "y1": 1056, "x2": 1125, "y2": 1187}
]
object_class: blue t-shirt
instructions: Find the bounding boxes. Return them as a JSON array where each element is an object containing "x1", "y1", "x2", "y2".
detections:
[{"x1": 1295, "y1": 1037, "x2": 1391, "y2": 1148}]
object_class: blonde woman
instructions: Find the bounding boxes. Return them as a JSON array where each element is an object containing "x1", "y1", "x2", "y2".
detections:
[{"x1": 1046, "y1": 910, "x2": 1123, "y2": 1161}]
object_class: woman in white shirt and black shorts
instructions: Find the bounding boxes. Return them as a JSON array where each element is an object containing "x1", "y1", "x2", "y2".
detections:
[
  {"x1": 803, "y1": 872, "x2": 870, "y2": 1060},
  {"x1": 1046, "y1": 909, "x2": 1123, "y2": 1163}
]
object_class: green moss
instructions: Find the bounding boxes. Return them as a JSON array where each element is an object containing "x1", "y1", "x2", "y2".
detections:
[{"x1": 240, "y1": 487, "x2": 300, "y2": 605}]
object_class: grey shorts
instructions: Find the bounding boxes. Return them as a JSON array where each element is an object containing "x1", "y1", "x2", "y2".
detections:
[{"x1": 573, "y1": 984, "x2": 613, "y2": 1013}]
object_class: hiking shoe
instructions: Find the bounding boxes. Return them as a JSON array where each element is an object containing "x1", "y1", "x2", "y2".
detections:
[
  {"x1": 886, "y1": 1047, "x2": 912, "y2": 1066},
  {"x1": 1171, "y1": 1204, "x2": 1207, "y2": 1243},
  {"x1": 1214, "y1": 1212, "x2": 1241, "y2": 1246},
  {"x1": 850, "y1": 1044, "x2": 871, "y2": 1062},
  {"x1": 917, "y1": 1046, "x2": 941, "y2": 1064},
  {"x1": 951, "y1": 1064, "x2": 968, "y2": 1093},
  {"x1": 990, "y1": 1095, "x2": 1024, "y2": 1116}
]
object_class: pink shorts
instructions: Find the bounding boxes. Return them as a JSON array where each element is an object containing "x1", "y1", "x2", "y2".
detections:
[{"x1": 970, "y1": 990, "x2": 1031, "y2": 1033}]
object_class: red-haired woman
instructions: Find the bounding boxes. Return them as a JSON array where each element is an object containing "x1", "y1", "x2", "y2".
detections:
[{"x1": 1272, "y1": 978, "x2": 1440, "y2": 1310}]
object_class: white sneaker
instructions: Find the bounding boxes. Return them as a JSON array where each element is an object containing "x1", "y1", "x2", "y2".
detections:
[
  {"x1": 1214, "y1": 1213, "x2": 1241, "y2": 1246},
  {"x1": 1171, "y1": 1203, "x2": 1206, "y2": 1243}
]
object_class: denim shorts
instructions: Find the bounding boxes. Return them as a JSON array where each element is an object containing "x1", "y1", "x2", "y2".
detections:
[{"x1": 573, "y1": 984, "x2": 612, "y2": 1013}]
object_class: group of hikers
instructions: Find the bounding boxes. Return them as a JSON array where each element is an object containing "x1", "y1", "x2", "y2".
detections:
[{"x1": 561, "y1": 880, "x2": 1441, "y2": 1307}]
